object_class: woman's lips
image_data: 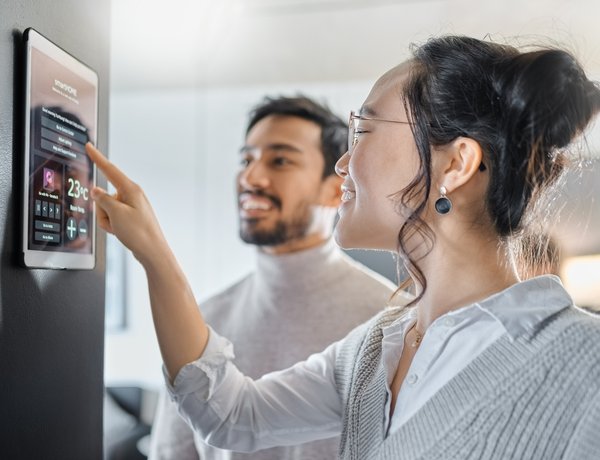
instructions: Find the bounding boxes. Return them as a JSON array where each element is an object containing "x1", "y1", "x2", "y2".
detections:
[{"x1": 340, "y1": 185, "x2": 356, "y2": 203}]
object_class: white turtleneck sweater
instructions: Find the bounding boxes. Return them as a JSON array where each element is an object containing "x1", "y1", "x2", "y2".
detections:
[{"x1": 149, "y1": 239, "x2": 396, "y2": 460}]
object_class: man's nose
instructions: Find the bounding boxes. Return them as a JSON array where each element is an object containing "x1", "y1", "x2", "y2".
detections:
[{"x1": 238, "y1": 161, "x2": 270, "y2": 190}]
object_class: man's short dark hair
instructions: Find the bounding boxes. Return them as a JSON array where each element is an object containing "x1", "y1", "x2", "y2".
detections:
[{"x1": 246, "y1": 95, "x2": 347, "y2": 178}]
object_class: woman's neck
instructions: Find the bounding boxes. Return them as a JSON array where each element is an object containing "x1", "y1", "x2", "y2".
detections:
[{"x1": 411, "y1": 231, "x2": 520, "y2": 331}]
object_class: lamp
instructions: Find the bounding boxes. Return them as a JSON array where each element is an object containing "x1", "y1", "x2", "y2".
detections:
[{"x1": 561, "y1": 254, "x2": 600, "y2": 309}]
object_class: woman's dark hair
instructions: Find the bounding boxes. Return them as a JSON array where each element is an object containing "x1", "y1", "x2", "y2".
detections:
[
  {"x1": 395, "y1": 35, "x2": 600, "y2": 303},
  {"x1": 246, "y1": 95, "x2": 347, "y2": 178}
]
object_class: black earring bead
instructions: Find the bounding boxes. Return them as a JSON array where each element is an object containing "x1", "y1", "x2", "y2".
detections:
[{"x1": 435, "y1": 196, "x2": 452, "y2": 214}]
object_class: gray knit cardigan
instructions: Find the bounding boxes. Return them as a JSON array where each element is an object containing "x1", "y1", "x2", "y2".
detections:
[{"x1": 335, "y1": 306, "x2": 600, "y2": 459}]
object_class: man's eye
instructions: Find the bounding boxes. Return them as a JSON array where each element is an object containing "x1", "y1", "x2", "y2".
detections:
[
  {"x1": 273, "y1": 157, "x2": 291, "y2": 166},
  {"x1": 240, "y1": 157, "x2": 251, "y2": 167}
]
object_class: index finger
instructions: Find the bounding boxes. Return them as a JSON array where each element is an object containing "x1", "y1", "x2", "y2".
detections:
[{"x1": 85, "y1": 142, "x2": 132, "y2": 191}]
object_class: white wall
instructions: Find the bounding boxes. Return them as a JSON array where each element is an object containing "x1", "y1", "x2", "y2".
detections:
[{"x1": 104, "y1": 81, "x2": 374, "y2": 389}]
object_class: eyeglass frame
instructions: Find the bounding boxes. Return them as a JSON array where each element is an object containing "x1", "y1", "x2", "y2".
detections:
[
  {"x1": 347, "y1": 111, "x2": 487, "y2": 171},
  {"x1": 348, "y1": 110, "x2": 414, "y2": 154}
]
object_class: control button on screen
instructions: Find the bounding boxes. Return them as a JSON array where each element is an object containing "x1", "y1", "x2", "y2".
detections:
[
  {"x1": 66, "y1": 217, "x2": 77, "y2": 241},
  {"x1": 78, "y1": 219, "x2": 88, "y2": 241},
  {"x1": 35, "y1": 220, "x2": 60, "y2": 232},
  {"x1": 35, "y1": 231, "x2": 60, "y2": 243}
]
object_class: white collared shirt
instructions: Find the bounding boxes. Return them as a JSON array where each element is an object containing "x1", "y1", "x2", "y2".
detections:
[{"x1": 165, "y1": 275, "x2": 573, "y2": 452}]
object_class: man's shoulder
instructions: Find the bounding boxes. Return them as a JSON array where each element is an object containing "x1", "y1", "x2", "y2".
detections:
[
  {"x1": 334, "y1": 252, "x2": 416, "y2": 307},
  {"x1": 199, "y1": 273, "x2": 255, "y2": 309}
]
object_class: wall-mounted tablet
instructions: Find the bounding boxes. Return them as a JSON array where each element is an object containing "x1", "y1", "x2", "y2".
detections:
[{"x1": 22, "y1": 28, "x2": 98, "y2": 269}]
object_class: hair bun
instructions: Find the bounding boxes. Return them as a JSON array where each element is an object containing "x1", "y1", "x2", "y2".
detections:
[{"x1": 499, "y1": 49, "x2": 599, "y2": 150}]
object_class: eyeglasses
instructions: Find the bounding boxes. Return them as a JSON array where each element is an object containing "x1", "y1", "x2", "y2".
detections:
[
  {"x1": 347, "y1": 111, "x2": 488, "y2": 171},
  {"x1": 348, "y1": 110, "x2": 413, "y2": 154}
]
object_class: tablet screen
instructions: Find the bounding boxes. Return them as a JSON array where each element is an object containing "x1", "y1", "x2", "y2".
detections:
[{"x1": 22, "y1": 29, "x2": 98, "y2": 269}]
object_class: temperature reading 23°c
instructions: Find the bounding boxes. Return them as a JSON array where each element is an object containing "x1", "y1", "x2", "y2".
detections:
[{"x1": 67, "y1": 177, "x2": 89, "y2": 200}]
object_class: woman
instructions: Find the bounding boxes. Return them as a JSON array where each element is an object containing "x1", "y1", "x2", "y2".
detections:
[{"x1": 88, "y1": 36, "x2": 600, "y2": 459}]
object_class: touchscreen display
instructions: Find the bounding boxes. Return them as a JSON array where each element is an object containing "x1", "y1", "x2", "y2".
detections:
[{"x1": 23, "y1": 29, "x2": 97, "y2": 268}]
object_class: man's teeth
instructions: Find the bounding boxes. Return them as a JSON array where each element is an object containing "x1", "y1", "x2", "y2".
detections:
[
  {"x1": 242, "y1": 201, "x2": 271, "y2": 210},
  {"x1": 342, "y1": 190, "x2": 356, "y2": 201}
]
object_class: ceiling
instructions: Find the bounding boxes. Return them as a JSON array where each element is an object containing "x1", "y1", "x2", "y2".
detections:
[{"x1": 111, "y1": 0, "x2": 600, "y2": 91}]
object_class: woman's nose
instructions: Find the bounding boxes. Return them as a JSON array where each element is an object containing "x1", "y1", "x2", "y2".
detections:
[{"x1": 335, "y1": 151, "x2": 350, "y2": 178}]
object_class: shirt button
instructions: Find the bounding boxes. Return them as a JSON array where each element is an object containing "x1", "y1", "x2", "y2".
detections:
[
  {"x1": 443, "y1": 317, "x2": 456, "y2": 327},
  {"x1": 406, "y1": 374, "x2": 418, "y2": 385}
]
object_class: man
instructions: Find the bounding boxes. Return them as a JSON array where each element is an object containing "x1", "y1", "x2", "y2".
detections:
[{"x1": 148, "y1": 96, "x2": 399, "y2": 459}]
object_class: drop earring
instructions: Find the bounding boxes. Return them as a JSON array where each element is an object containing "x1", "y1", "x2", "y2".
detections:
[{"x1": 434, "y1": 186, "x2": 452, "y2": 215}]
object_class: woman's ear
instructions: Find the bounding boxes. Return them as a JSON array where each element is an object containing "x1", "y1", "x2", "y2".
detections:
[
  {"x1": 435, "y1": 137, "x2": 484, "y2": 193},
  {"x1": 318, "y1": 174, "x2": 344, "y2": 207}
]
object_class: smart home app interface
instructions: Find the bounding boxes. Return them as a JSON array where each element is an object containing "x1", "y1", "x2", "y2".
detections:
[{"x1": 27, "y1": 47, "x2": 96, "y2": 254}]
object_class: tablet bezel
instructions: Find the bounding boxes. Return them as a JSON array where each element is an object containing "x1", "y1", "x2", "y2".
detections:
[{"x1": 22, "y1": 28, "x2": 98, "y2": 269}]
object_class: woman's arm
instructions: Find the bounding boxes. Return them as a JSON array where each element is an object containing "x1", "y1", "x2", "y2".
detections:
[
  {"x1": 170, "y1": 329, "x2": 343, "y2": 452},
  {"x1": 86, "y1": 143, "x2": 346, "y2": 450},
  {"x1": 86, "y1": 142, "x2": 207, "y2": 380}
]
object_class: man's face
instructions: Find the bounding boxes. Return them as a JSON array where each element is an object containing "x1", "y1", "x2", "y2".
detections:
[{"x1": 237, "y1": 115, "x2": 328, "y2": 248}]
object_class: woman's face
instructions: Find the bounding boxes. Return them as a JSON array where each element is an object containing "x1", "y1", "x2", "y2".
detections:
[{"x1": 334, "y1": 63, "x2": 422, "y2": 251}]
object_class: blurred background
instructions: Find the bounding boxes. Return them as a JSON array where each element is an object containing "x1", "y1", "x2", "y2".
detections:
[{"x1": 103, "y1": 0, "x2": 600, "y2": 453}]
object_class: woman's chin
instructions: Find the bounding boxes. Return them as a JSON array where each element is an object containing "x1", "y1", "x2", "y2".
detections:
[
  {"x1": 334, "y1": 226, "x2": 395, "y2": 252},
  {"x1": 333, "y1": 226, "x2": 365, "y2": 250},
  {"x1": 333, "y1": 227, "x2": 352, "y2": 249}
]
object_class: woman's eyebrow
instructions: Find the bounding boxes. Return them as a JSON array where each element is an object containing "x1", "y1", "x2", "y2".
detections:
[{"x1": 359, "y1": 105, "x2": 378, "y2": 117}]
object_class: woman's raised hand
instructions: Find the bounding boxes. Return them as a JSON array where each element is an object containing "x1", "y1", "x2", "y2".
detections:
[
  {"x1": 85, "y1": 142, "x2": 169, "y2": 268},
  {"x1": 86, "y1": 142, "x2": 208, "y2": 378}
]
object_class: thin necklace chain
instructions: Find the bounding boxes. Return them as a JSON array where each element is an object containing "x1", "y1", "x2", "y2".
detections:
[{"x1": 410, "y1": 322, "x2": 423, "y2": 348}]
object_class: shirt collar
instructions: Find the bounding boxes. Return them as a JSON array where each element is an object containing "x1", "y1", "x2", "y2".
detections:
[
  {"x1": 382, "y1": 275, "x2": 573, "y2": 340},
  {"x1": 473, "y1": 275, "x2": 572, "y2": 339}
]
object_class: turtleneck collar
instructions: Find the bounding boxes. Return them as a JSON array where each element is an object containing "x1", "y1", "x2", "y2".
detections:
[{"x1": 254, "y1": 238, "x2": 343, "y2": 291}]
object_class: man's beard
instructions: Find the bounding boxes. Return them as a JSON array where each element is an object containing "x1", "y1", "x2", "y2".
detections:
[{"x1": 239, "y1": 204, "x2": 312, "y2": 246}]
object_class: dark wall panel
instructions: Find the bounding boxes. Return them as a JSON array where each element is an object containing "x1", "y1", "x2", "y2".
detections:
[{"x1": 0, "y1": 1, "x2": 109, "y2": 458}]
